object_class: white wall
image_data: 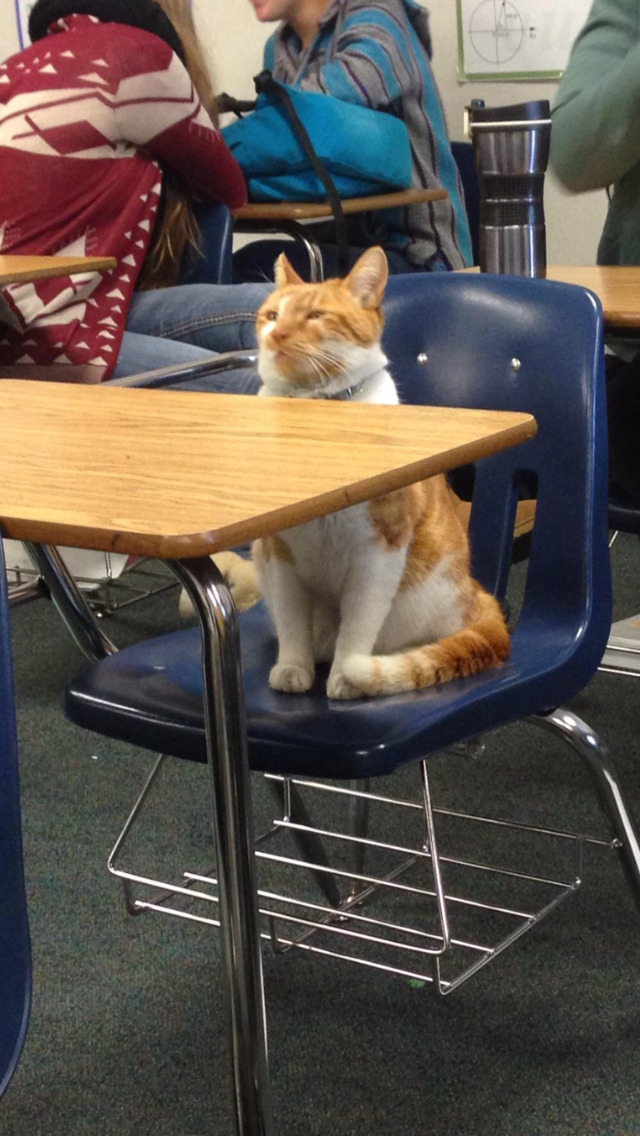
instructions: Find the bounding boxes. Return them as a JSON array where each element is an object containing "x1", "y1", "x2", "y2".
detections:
[
  {"x1": 1, "y1": 0, "x2": 19, "y2": 61},
  {"x1": 1, "y1": 0, "x2": 607, "y2": 264}
]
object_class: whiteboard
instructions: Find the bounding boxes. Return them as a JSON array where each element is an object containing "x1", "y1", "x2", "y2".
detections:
[{"x1": 457, "y1": 0, "x2": 594, "y2": 80}]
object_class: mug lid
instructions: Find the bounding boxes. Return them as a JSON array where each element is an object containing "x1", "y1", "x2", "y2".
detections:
[{"x1": 468, "y1": 100, "x2": 551, "y2": 124}]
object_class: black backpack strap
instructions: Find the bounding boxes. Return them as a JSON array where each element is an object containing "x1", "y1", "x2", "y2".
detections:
[
  {"x1": 253, "y1": 70, "x2": 350, "y2": 276},
  {"x1": 216, "y1": 93, "x2": 257, "y2": 116}
]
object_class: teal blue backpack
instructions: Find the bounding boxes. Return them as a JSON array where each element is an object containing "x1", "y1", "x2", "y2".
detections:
[
  {"x1": 219, "y1": 72, "x2": 412, "y2": 275},
  {"x1": 220, "y1": 73, "x2": 412, "y2": 204},
  {"x1": 219, "y1": 72, "x2": 411, "y2": 273}
]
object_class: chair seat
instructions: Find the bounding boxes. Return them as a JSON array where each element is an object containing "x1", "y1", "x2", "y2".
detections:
[
  {"x1": 608, "y1": 486, "x2": 640, "y2": 535},
  {"x1": 64, "y1": 599, "x2": 596, "y2": 780}
]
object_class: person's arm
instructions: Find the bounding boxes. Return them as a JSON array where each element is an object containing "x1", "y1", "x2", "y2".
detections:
[
  {"x1": 294, "y1": 3, "x2": 412, "y2": 109},
  {"x1": 550, "y1": 0, "x2": 640, "y2": 192},
  {"x1": 114, "y1": 34, "x2": 247, "y2": 209}
]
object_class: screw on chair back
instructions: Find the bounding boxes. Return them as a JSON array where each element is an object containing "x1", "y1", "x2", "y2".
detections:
[{"x1": 0, "y1": 538, "x2": 31, "y2": 1098}]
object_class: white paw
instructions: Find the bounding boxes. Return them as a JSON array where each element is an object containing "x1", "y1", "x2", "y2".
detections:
[
  {"x1": 178, "y1": 552, "x2": 261, "y2": 619},
  {"x1": 215, "y1": 552, "x2": 261, "y2": 612},
  {"x1": 326, "y1": 671, "x2": 364, "y2": 701},
  {"x1": 269, "y1": 663, "x2": 314, "y2": 693}
]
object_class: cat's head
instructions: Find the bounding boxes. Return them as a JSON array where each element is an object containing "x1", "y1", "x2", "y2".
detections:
[{"x1": 256, "y1": 246, "x2": 388, "y2": 398}]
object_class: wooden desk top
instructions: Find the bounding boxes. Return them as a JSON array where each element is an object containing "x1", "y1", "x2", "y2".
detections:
[
  {"x1": 542, "y1": 265, "x2": 640, "y2": 329},
  {"x1": 0, "y1": 381, "x2": 535, "y2": 559},
  {"x1": 461, "y1": 265, "x2": 640, "y2": 330},
  {"x1": 0, "y1": 255, "x2": 117, "y2": 285},
  {"x1": 234, "y1": 188, "x2": 447, "y2": 223}
]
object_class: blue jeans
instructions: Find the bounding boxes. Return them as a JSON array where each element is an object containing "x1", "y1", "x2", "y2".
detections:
[{"x1": 114, "y1": 282, "x2": 272, "y2": 391}]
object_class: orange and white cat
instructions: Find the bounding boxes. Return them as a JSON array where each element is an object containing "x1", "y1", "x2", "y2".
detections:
[{"x1": 252, "y1": 246, "x2": 509, "y2": 700}]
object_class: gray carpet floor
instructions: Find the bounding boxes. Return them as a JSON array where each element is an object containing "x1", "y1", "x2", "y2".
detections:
[{"x1": 2, "y1": 536, "x2": 640, "y2": 1136}]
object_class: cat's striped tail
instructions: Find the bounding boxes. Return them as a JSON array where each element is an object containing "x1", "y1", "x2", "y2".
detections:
[{"x1": 342, "y1": 592, "x2": 510, "y2": 697}]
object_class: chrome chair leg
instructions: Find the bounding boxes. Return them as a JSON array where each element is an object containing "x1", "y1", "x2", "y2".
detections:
[
  {"x1": 292, "y1": 228, "x2": 324, "y2": 282},
  {"x1": 347, "y1": 779, "x2": 371, "y2": 897},
  {"x1": 172, "y1": 556, "x2": 274, "y2": 1136},
  {"x1": 23, "y1": 542, "x2": 116, "y2": 661},
  {"x1": 533, "y1": 707, "x2": 640, "y2": 912},
  {"x1": 267, "y1": 778, "x2": 342, "y2": 908},
  {"x1": 108, "y1": 753, "x2": 169, "y2": 916},
  {"x1": 234, "y1": 222, "x2": 325, "y2": 282},
  {"x1": 7, "y1": 577, "x2": 46, "y2": 607}
]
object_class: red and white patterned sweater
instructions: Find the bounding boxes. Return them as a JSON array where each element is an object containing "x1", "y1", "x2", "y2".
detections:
[{"x1": 0, "y1": 13, "x2": 247, "y2": 381}]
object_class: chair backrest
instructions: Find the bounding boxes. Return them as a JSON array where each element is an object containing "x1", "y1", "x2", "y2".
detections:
[
  {"x1": 382, "y1": 272, "x2": 610, "y2": 688},
  {"x1": 447, "y1": 152, "x2": 634, "y2": 536},
  {"x1": 0, "y1": 538, "x2": 31, "y2": 1098},
  {"x1": 178, "y1": 202, "x2": 233, "y2": 285},
  {"x1": 451, "y1": 140, "x2": 480, "y2": 266}
]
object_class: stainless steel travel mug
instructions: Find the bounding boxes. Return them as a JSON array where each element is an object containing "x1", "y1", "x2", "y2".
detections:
[{"x1": 468, "y1": 99, "x2": 551, "y2": 278}]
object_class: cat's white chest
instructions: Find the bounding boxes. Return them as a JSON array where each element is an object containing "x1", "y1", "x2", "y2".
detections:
[{"x1": 282, "y1": 505, "x2": 373, "y2": 596}]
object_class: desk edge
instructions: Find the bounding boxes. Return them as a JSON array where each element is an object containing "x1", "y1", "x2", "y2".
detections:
[{"x1": 0, "y1": 416, "x2": 536, "y2": 558}]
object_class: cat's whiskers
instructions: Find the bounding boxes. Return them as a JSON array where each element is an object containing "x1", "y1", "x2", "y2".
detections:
[
  {"x1": 298, "y1": 345, "x2": 346, "y2": 380},
  {"x1": 305, "y1": 355, "x2": 329, "y2": 384},
  {"x1": 307, "y1": 350, "x2": 344, "y2": 382},
  {"x1": 274, "y1": 343, "x2": 345, "y2": 387}
]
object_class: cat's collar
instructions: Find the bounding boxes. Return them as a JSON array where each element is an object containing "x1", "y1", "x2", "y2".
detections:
[
  {"x1": 319, "y1": 369, "x2": 384, "y2": 400},
  {"x1": 320, "y1": 354, "x2": 389, "y2": 400},
  {"x1": 323, "y1": 379, "x2": 367, "y2": 401}
]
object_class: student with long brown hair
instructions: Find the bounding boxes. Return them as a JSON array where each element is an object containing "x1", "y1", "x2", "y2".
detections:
[
  {"x1": 0, "y1": 0, "x2": 269, "y2": 389},
  {"x1": 136, "y1": 0, "x2": 220, "y2": 291}
]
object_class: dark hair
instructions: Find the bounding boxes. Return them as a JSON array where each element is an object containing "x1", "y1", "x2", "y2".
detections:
[{"x1": 28, "y1": 0, "x2": 186, "y2": 62}]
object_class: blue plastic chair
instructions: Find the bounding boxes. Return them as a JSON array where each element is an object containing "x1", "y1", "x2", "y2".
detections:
[
  {"x1": 62, "y1": 272, "x2": 640, "y2": 901},
  {"x1": 0, "y1": 538, "x2": 32, "y2": 1099},
  {"x1": 178, "y1": 201, "x2": 233, "y2": 285}
]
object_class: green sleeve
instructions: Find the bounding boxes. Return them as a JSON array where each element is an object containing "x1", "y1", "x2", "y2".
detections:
[{"x1": 550, "y1": 0, "x2": 640, "y2": 191}]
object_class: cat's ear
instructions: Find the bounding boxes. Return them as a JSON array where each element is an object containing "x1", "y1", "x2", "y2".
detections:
[
  {"x1": 274, "y1": 253, "x2": 304, "y2": 288},
  {"x1": 345, "y1": 247, "x2": 388, "y2": 308}
]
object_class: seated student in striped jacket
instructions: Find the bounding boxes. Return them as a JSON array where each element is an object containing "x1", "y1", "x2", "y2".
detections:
[{"x1": 235, "y1": 0, "x2": 472, "y2": 280}]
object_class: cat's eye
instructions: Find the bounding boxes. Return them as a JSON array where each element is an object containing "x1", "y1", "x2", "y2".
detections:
[
  {"x1": 264, "y1": 310, "x2": 278, "y2": 321},
  {"x1": 307, "y1": 310, "x2": 323, "y2": 320}
]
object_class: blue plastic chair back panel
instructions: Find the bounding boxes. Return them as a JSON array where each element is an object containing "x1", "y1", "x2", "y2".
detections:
[
  {"x1": 0, "y1": 537, "x2": 31, "y2": 1098},
  {"x1": 383, "y1": 275, "x2": 608, "y2": 620},
  {"x1": 64, "y1": 274, "x2": 611, "y2": 780},
  {"x1": 178, "y1": 202, "x2": 233, "y2": 285}
]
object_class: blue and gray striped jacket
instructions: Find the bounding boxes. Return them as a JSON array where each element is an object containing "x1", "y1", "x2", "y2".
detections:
[{"x1": 264, "y1": 0, "x2": 472, "y2": 269}]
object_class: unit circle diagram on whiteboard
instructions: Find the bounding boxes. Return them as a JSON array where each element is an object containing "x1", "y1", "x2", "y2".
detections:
[{"x1": 457, "y1": 0, "x2": 594, "y2": 80}]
